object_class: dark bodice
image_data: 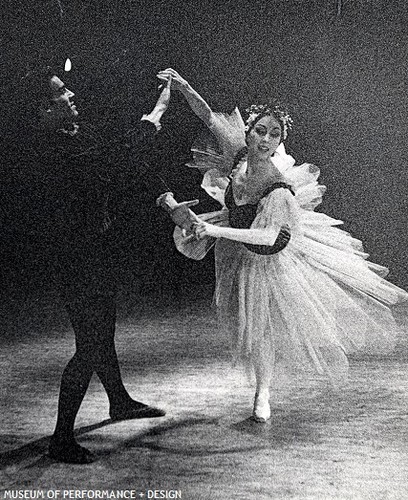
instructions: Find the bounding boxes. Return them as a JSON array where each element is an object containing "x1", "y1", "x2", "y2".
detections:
[{"x1": 224, "y1": 180, "x2": 295, "y2": 255}]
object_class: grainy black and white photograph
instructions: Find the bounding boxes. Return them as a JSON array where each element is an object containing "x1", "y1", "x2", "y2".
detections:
[{"x1": 1, "y1": 0, "x2": 407, "y2": 498}]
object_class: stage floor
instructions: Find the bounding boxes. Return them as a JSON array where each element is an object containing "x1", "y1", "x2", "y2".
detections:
[{"x1": 1, "y1": 288, "x2": 407, "y2": 499}]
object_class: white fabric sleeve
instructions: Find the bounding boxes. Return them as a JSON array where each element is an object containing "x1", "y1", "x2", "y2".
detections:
[{"x1": 253, "y1": 187, "x2": 300, "y2": 231}]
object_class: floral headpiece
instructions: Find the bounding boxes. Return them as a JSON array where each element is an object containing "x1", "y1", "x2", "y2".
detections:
[{"x1": 245, "y1": 102, "x2": 293, "y2": 140}]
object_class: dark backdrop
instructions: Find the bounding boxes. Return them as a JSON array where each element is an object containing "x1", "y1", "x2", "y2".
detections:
[{"x1": 1, "y1": 0, "x2": 407, "y2": 304}]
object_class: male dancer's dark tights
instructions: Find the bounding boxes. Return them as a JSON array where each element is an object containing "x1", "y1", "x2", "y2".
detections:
[{"x1": 53, "y1": 294, "x2": 131, "y2": 442}]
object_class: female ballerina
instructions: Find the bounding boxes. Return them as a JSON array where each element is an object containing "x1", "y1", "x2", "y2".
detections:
[{"x1": 157, "y1": 68, "x2": 408, "y2": 422}]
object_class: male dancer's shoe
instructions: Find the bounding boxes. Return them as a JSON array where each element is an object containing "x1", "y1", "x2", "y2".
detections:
[
  {"x1": 109, "y1": 400, "x2": 166, "y2": 421},
  {"x1": 48, "y1": 436, "x2": 96, "y2": 464}
]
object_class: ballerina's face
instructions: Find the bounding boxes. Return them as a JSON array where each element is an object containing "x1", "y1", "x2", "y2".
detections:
[{"x1": 246, "y1": 114, "x2": 282, "y2": 159}]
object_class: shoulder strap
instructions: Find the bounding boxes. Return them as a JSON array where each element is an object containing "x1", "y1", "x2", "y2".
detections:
[{"x1": 262, "y1": 181, "x2": 295, "y2": 199}]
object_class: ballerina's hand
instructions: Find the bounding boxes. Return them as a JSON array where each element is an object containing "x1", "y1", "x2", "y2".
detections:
[
  {"x1": 193, "y1": 221, "x2": 220, "y2": 240},
  {"x1": 157, "y1": 68, "x2": 188, "y2": 91}
]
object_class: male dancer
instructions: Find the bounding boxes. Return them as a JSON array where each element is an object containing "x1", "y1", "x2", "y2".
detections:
[{"x1": 17, "y1": 66, "x2": 173, "y2": 463}]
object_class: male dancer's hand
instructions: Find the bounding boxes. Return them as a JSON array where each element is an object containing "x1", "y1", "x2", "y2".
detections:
[
  {"x1": 154, "y1": 74, "x2": 172, "y2": 113},
  {"x1": 143, "y1": 75, "x2": 172, "y2": 130},
  {"x1": 171, "y1": 200, "x2": 200, "y2": 233},
  {"x1": 156, "y1": 192, "x2": 200, "y2": 235}
]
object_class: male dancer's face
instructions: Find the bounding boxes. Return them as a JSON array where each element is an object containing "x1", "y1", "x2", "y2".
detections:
[{"x1": 41, "y1": 75, "x2": 78, "y2": 130}]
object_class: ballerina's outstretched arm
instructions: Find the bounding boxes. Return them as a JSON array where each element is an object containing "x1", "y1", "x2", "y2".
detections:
[
  {"x1": 193, "y1": 221, "x2": 281, "y2": 247},
  {"x1": 157, "y1": 68, "x2": 247, "y2": 182},
  {"x1": 157, "y1": 68, "x2": 213, "y2": 126}
]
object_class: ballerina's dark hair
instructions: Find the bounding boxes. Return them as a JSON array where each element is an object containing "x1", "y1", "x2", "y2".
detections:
[{"x1": 245, "y1": 100, "x2": 293, "y2": 141}]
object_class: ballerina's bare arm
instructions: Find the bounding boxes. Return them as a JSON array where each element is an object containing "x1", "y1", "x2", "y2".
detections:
[
  {"x1": 157, "y1": 68, "x2": 212, "y2": 123},
  {"x1": 194, "y1": 222, "x2": 281, "y2": 246},
  {"x1": 157, "y1": 68, "x2": 228, "y2": 139}
]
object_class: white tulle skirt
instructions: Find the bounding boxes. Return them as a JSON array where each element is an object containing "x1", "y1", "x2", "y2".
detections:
[
  {"x1": 212, "y1": 211, "x2": 407, "y2": 386},
  {"x1": 174, "y1": 126, "x2": 407, "y2": 386}
]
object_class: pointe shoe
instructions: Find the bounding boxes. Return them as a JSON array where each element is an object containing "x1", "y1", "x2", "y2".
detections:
[
  {"x1": 110, "y1": 400, "x2": 166, "y2": 421},
  {"x1": 252, "y1": 392, "x2": 271, "y2": 423}
]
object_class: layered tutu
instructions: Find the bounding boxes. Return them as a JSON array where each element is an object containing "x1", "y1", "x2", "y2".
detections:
[{"x1": 174, "y1": 110, "x2": 408, "y2": 384}]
